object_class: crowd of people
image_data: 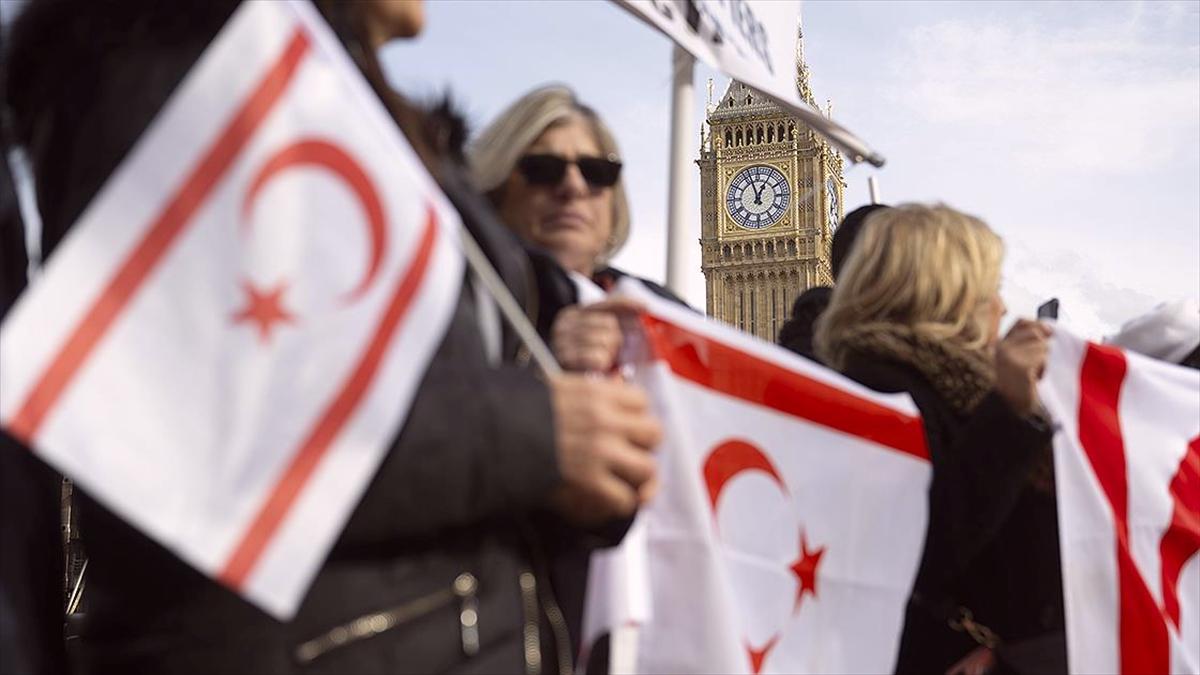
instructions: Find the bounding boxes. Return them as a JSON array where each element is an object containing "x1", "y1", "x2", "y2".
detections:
[{"x1": 1, "y1": 1, "x2": 1197, "y2": 675}]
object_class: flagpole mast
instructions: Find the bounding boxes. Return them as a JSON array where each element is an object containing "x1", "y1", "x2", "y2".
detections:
[
  {"x1": 458, "y1": 228, "x2": 562, "y2": 376},
  {"x1": 664, "y1": 44, "x2": 695, "y2": 297}
]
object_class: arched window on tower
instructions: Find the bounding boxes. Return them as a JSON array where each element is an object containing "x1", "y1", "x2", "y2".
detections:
[
  {"x1": 724, "y1": 129, "x2": 732, "y2": 147},
  {"x1": 756, "y1": 126, "x2": 764, "y2": 143},
  {"x1": 771, "y1": 287, "x2": 778, "y2": 339},
  {"x1": 722, "y1": 244, "x2": 730, "y2": 258},
  {"x1": 767, "y1": 125, "x2": 774, "y2": 143},
  {"x1": 738, "y1": 283, "x2": 746, "y2": 330},
  {"x1": 745, "y1": 94, "x2": 752, "y2": 105},
  {"x1": 789, "y1": 123, "x2": 796, "y2": 141},
  {"x1": 750, "y1": 289, "x2": 757, "y2": 335},
  {"x1": 778, "y1": 124, "x2": 785, "y2": 142},
  {"x1": 735, "y1": 129, "x2": 742, "y2": 146}
]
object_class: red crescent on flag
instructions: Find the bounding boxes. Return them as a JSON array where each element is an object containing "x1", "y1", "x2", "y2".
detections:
[
  {"x1": 241, "y1": 138, "x2": 387, "y2": 303},
  {"x1": 703, "y1": 438, "x2": 788, "y2": 515}
]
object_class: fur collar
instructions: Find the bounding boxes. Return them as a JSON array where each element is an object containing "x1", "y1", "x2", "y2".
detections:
[{"x1": 839, "y1": 323, "x2": 994, "y2": 415}]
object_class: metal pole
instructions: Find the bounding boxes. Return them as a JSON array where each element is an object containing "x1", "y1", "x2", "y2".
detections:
[
  {"x1": 867, "y1": 175, "x2": 881, "y2": 205},
  {"x1": 664, "y1": 44, "x2": 695, "y2": 296}
]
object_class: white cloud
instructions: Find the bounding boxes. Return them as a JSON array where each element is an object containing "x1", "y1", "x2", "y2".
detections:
[
  {"x1": 1001, "y1": 239, "x2": 1166, "y2": 340},
  {"x1": 892, "y1": 6, "x2": 1200, "y2": 175}
]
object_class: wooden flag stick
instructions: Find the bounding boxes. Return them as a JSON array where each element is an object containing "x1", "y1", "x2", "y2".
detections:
[{"x1": 458, "y1": 227, "x2": 562, "y2": 376}]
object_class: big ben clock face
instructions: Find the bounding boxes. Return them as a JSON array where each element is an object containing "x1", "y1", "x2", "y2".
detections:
[{"x1": 726, "y1": 165, "x2": 790, "y2": 230}]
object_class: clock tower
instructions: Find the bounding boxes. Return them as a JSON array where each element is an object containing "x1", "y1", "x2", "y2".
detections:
[{"x1": 697, "y1": 25, "x2": 845, "y2": 341}]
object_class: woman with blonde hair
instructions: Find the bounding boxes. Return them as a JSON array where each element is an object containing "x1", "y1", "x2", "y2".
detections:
[
  {"x1": 472, "y1": 85, "x2": 685, "y2": 373},
  {"x1": 816, "y1": 204, "x2": 1063, "y2": 675},
  {"x1": 472, "y1": 85, "x2": 629, "y2": 279},
  {"x1": 471, "y1": 86, "x2": 683, "y2": 666}
]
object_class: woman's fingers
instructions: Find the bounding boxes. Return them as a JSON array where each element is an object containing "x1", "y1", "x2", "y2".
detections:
[
  {"x1": 551, "y1": 305, "x2": 627, "y2": 373},
  {"x1": 995, "y1": 317, "x2": 1054, "y2": 414}
]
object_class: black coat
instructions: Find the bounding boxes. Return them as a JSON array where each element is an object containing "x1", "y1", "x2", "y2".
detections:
[
  {"x1": 777, "y1": 286, "x2": 832, "y2": 362},
  {"x1": 840, "y1": 352, "x2": 1065, "y2": 674},
  {"x1": 521, "y1": 257, "x2": 688, "y2": 666},
  {"x1": 3, "y1": 1, "x2": 580, "y2": 673},
  {"x1": 1, "y1": 70, "x2": 68, "y2": 675},
  {"x1": 0, "y1": 434, "x2": 66, "y2": 675}
]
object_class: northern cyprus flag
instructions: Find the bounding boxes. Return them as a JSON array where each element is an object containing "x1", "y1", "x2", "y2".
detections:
[
  {"x1": 1040, "y1": 331, "x2": 1200, "y2": 674},
  {"x1": 583, "y1": 280, "x2": 931, "y2": 674},
  {"x1": 0, "y1": 0, "x2": 463, "y2": 619}
]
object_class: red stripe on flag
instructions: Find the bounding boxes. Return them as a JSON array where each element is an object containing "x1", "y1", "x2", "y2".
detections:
[
  {"x1": 639, "y1": 315, "x2": 929, "y2": 462},
  {"x1": 1077, "y1": 343, "x2": 1169, "y2": 674},
  {"x1": 1160, "y1": 435, "x2": 1200, "y2": 629},
  {"x1": 8, "y1": 28, "x2": 312, "y2": 442},
  {"x1": 219, "y1": 206, "x2": 441, "y2": 589}
]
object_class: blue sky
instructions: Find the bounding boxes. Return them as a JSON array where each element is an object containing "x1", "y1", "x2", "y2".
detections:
[{"x1": 384, "y1": 0, "x2": 1200, "y2": 338}]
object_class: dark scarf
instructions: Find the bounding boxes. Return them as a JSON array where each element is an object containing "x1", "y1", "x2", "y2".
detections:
[
  {"x1": 839, "y1": 322, "x2": 1055, "y2": 491},
  {"x1": 838, "y1": 323, "x2": 995, "y2": 416}
]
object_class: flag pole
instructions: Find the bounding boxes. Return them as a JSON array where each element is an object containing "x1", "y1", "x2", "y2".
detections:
[
  {"x1": 868, "y1": 175, "x2": 881, "y2": 204},
  {"x1": 664, "y1": 43, "x2": 695, "y2": 297},
  {"x1": 458, "y1": 227, "x2": 562, "y2": 376}
]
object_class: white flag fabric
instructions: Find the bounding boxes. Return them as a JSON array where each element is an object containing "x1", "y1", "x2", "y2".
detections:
[
  {"x1": 583, "y1": 280, "x2": 930, "y2": 673},
  {"x1": 0, "y1": 0, "x2": 463, "y2": 619},
  {"x1": 613, "y1": 0, "x2": 884, "y2": 166},
  {"x1": 1040, "y1": 330, "x2": 1200, "y2": 674}
]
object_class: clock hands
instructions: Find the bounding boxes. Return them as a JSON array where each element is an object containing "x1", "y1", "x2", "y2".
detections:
[{"x1": 752, "y1": 180, "x2": 767, "y2": 205}]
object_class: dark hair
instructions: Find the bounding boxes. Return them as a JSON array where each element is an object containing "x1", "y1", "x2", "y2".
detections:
[
  {"x1": 831, "y1": 203, "x2": 889, "y2": 281},
  {"x1": 3, "y1": 0, "x2": 245, "y2": 258}
]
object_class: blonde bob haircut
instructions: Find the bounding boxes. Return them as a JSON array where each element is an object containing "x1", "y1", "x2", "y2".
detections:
[
  {"x1": 470, "y1": 84, "x2": 631, "y2": 262},
  {"x1": 815, "y1": 203, "x2": 1005, "y2": 370}
]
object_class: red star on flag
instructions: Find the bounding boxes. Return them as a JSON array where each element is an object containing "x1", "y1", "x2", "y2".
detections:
[
  {"x1": 231, "y1": 280, "x2": 295, "y2": 343},
  {"x1": 790, "y1": 528, "x2": 826, "y2": 612},
  {"x1": 746, "y1": 635, "x2": 780, "y2": 675}
]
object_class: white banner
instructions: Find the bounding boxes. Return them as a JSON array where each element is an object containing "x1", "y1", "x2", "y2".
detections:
[
  {"x1": 0, "y1": 0, "x2": 464, "y2": 619},
  {"x1": 614, "y1": 0, "x2": 885, "y2": 166},
  {"x1": 583, "y1": 280, "x2": 929, "y2": 673},
  {"x1": 1040, "y1": 331, "x2": 1200, "y2": 674}
]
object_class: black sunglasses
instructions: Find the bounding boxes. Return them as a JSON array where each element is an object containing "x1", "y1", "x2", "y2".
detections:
[{"x1": 516, "y1": 153, "x2": 623, "y2": 188}]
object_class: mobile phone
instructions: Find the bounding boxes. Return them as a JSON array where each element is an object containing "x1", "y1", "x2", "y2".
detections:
[{"x1": 1037, "y1": 298, "x2": 1059, "y2": 320}]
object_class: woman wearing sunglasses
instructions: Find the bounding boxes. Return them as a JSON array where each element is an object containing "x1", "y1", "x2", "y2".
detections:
[
  {"x1": 471, "y1": 87, "x2": 681, "y2": 666},
  {"x1": 472, "y1": 85, "x2": 686, "y2": 375}
]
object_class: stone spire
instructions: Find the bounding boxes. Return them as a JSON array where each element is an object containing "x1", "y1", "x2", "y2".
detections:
[{"x1": 795, "y1": 11, "x2": 816, "y2": 106}]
